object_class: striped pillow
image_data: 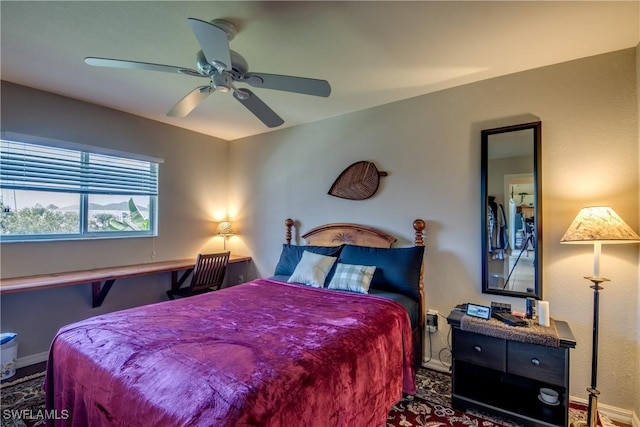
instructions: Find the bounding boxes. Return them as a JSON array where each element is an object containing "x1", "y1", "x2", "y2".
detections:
[{"x1": 327, "y1": 263, "x2": 376, "y2": 294}]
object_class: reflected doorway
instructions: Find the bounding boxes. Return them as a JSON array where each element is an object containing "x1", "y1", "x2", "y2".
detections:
[{"x1": 494, "y1": 173, "x2": 535, "y2": 292}]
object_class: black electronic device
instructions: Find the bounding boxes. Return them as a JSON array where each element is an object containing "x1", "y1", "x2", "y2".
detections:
[
  {"x1": 491, "y1": 302, "x2": 511, "y2": 313},
  {"x1": 454, "y1": 303, "x2": 468, "y2": 312},
  {"x1": 492, "y1": 311, "x2": 528, "y2": 327},
  {"x1": 465, "y1": 303, "x2": 492, "y2": 320}
]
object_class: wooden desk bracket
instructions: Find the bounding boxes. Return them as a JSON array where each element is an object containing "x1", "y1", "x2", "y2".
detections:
[
  {"x1": 171, "y1": 269, "x2": 194, "y2": 292},
  {"x1": 92, "y1": 280, "x2": 116, "y2": 308},
  {"x1": 91, "y1": 269, "x2": 194, "y2": 308},
  {"x1": 90, "y1": 269, "x2": 195, "y2": 308}
]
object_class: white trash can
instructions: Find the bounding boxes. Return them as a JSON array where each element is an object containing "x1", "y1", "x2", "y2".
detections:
[{"x1": 1, "y1": 333, "x2": 18, "y2": 380}]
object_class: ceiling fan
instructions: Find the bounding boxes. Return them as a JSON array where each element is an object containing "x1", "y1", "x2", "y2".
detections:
[{"x1": 84, "y1": 18, "x2": 331, "y2": 128}]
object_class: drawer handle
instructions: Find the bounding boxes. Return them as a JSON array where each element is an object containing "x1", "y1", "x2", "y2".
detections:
[
  {"x1": 474, "y1": 345, "x2": 482, "y2": 353},
  {"x1": 531, "y1": 358, "x2": 540, "y2": 366}
]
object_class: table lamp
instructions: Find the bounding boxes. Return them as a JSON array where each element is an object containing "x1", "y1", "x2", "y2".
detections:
[
  {"x1": 216, "y1": 221, "x2": 235, "y2": 250},
  {"x1": 560, "y1": 206, "x2": 640, "y2": 427}
]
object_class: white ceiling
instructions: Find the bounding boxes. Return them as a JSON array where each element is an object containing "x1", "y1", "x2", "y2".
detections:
[{"x1": 1, "y1": 1, "x2": 638, "y2": 141}]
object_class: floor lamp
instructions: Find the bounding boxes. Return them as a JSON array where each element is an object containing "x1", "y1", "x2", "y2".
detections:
[
  {"x1": 216, "y1": 221, "x2": 235, "y2": 251},
  {"x1": 560, "y1": 206, "x2": 640, "y2": 427}
]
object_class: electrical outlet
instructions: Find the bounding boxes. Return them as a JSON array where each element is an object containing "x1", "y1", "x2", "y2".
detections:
[
  {"x1": 441, "y1": 349, "x2": 452, "y2": 366},
  {"x1": 426, "y1": 309, "x2": 438, "y2": 333}
]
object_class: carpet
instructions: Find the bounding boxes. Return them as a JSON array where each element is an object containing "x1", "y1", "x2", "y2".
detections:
[
  {"x1": 0, "y1": 372, "x2": 46, "y2": 427},
  {"x1": 0, "y1": 368, "x2": 618, "y2": 427},
  {"x1": 388, "y1": 368, "x2": 515, "y2": 427}
]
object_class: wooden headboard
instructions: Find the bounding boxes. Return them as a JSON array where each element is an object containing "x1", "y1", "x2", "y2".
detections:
[
  {"x1": 283, "y1": 218, "x2": 427, "y2": 333},
  {"x1": 284, "y1": 218, "x2": 425, "y2": 248}
]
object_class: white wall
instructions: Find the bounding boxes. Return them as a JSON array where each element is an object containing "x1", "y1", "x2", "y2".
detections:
[
  {"x1": 636, "y1": 41, "x2": 640, "y2": 421},
  {"x1": 228, "y1": 49, "x2": 639, "y2": 413},
  {"x1": 0, "y1": 81, "x2": 234, "y2": 357}
]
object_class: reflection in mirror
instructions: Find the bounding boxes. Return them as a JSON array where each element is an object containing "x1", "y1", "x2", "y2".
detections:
[{"x1": 481, "y1": 122, "x2": 541, "y2": 299}]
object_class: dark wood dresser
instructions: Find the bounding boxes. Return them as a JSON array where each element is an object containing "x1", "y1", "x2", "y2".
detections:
[{"x1": 447, "y1": 309, "x2": 576, "y2": 427}]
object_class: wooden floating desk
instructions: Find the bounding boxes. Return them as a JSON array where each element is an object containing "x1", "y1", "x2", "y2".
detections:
[{"x1": 0, "y1": 255, "x2": 251, "y2": 308}]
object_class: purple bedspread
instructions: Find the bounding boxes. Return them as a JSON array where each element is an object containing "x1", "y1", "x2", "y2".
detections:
[{"x1": 45, "y1": 279, "x2": 415, "y2": 426}]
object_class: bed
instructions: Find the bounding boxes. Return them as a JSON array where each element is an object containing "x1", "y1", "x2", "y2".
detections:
[
  {"x1": 44, "y1": 219, "x2": 426, "y2": 427},
  {"x1": 274, "y1": 218, "x2": 426, "y2": 367}
]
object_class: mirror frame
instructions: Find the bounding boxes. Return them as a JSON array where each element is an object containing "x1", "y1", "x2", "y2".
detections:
[{"x1": 481, "y1": 121, "x2": 542, "y2": 299}]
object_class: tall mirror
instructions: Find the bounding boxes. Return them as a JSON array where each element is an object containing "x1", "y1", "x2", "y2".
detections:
[{"x1": 481, "y1": 121, "x2": 541, "y2": 298}]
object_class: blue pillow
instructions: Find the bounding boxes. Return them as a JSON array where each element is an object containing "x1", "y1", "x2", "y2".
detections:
[
  {"x1": 274, "y1": 244, "x2": 344, "y2": 276},
  {"x1": 338, "y1": 245, "x2": 424, "y2": 301}
]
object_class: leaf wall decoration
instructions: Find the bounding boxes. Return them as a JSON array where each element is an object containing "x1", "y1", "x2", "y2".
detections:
[{"x1": 328, "y1": 161, "x2": 387, "y2": 200}]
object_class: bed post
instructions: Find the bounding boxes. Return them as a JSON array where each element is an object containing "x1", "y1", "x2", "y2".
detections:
[
  {"x1": 413, "y1": 219, "x2": 425, "y2": 247},
  {"x1": 413, "y1": 219, "x2": 426, "y2": 327},
  {"x1": 413, "y1": 219, "x2": 426, "y2": 366},
  {"x1": 285, "y1": 218, "x2": 294, "y2": 245}
]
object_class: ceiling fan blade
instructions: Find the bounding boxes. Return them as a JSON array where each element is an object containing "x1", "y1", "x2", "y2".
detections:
[
  {"x1": 233, "y1": 89, "x2": 284, "y2": 128},
  {"x1": 188, "y1": 18, "x2": 232, "y2": 71},
  {"x1": 167, "y1": 86, "x2": 214, "y2": 117},
  {"x1": 84, "y1": 57, "x2": 202, "y2": 77},
  {"x1": 243, "y1": 73, "x2": 331, "y2": 97}
]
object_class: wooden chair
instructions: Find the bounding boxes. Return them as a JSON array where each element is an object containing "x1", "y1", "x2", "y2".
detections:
[{"x1": 167, "y1": 252, "x2": 230, "y2": 300}]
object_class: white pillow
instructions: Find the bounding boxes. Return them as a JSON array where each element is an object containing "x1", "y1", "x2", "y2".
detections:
[
  {"x1": 287, "y1": 251, "x2": 337, "y2": 288},
  {"x1": 327, "y1": 263, "x2": 376, "y2": 294}
]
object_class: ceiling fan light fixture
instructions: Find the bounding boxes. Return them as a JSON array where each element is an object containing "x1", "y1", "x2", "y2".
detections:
[{"x1": 211, "y1": 73, "x2": 233, "y2": 92}]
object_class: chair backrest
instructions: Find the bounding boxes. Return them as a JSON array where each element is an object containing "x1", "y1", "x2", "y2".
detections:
[{"x1": 189, "y1": 252, "x2": 231, "y2": 294}]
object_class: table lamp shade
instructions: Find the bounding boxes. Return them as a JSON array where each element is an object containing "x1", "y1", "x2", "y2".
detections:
[
  {"x1": 561, "y1": 206, "x2": 640, "y2": 244},
  {"x1": 216, "y1": 221, "x2": 235, "y2": 236}
]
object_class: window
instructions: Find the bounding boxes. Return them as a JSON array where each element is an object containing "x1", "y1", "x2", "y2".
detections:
[{"x1": 0, "y1": 135, "x2": 160, "y2": 241}]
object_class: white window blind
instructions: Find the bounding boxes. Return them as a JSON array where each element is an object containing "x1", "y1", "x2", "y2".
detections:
[{"x1": 0, "y1": 140, "x2": 158, "y2": 196}]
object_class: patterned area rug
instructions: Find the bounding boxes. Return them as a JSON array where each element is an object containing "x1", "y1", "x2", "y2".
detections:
[
  {"x1": 1, "y1": 372, "x2": 46, "y2": 427},
  {"x1": 388, "y1": 368, "x2": 515, "y2": 427},
  {"x1": 0, "y1": 368, "x2": 618, "y2": 427}
]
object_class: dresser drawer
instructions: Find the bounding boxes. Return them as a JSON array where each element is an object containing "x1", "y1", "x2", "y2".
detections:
[
  {"x1": 507, "y1": 341, "x2": 567, "y2": 386},
  {"x1": 454, "y1": 330, "x2": 506, "y2": 371}
]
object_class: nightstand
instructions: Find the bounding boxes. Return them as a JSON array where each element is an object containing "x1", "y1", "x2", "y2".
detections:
[{"x1": 447, "y1": 310, "x2": 576, "y2": 427}]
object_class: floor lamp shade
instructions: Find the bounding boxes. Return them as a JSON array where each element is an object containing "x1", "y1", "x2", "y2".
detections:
[
  {"x1": 561, "y1": 206, "x2": 640, "y2": 278},
  {"x1": 561, "y1": 206, "x2": 640, "y2": 244},
  {"x1": 560, "y1": 206, "x2": 640, "y2": 427}
]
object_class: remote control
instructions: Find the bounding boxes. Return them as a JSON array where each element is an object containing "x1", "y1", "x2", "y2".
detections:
[{"x1": 492, "y1": 311, "x2": 528, "y2": 327}]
